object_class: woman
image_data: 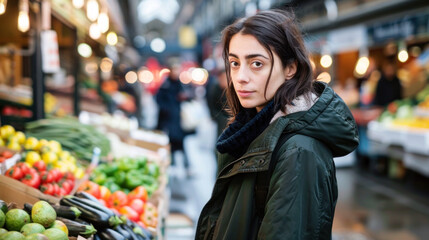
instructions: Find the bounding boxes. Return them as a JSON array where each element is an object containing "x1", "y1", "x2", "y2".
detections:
[{"x1": 196, "y1": 9, "x2": 359, "y2": 240}]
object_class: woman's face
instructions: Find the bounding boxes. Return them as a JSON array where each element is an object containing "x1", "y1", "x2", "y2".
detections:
[{"x1": 228, "y1": 33, "x2": 288, "y2": 112}]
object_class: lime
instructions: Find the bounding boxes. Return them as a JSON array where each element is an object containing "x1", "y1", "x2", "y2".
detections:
[{"x1": 5, "y1": 209, "x2": 30, "y2": 231}]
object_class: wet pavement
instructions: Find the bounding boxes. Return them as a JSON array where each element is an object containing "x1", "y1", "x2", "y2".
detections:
[{"x1": 149, "y1": 99, "x2": 429, "y2": 240}]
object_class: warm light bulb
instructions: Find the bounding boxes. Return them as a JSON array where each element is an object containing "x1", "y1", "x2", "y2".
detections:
[
  {"x1": 320, "y1": 54, "x2": 332, "y2": 68},
  {"x1": 89, "y1": 23, "x2": 101, "y2": 39},
  {"x1": 125, "y1": 71, "x2": 138, "y2": 84},
  {"x1": 0, "y1": 0, "x2": 7, "y2": 15},
  {"x1": 87, "y1": 0, "x2": 99, "y2": 22},
  {"x1": 97, "y1": 12, "x2": 109, "y2": 33},
  {"x1": 18, "y1": 0, "x2": 29, "y2": 32},
  {"x1": 355, "y1": 57, "x2": 370, "y2": 76},
  {"x1": 398, "y1": 50, "x2": 409, "y2": 63},
  {"x1": 72, "y1": 0, "x2": 84, "y2": 8},
  {"x1": 18, "y1": 11, "x2": 30, "y2": 32},
  {"x1": 107, "y1": 31, "x2": 118, "y2": 45}
]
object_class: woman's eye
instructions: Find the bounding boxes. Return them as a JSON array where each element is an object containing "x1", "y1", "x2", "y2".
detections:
[
  {"x1": 230, "y1": 61, "x2": 239, "y2": 68},
  {"x1": 251, "y1": 61, "x2": 263, "y2": 68}
]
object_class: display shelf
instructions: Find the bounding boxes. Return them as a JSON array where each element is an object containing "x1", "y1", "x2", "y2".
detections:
[
  {"x1": 367, "y1": 120, "x2": 429, "y2": 177},
  {"x1": 0, "y1": 97, "x2": 31, "y2": 109}
]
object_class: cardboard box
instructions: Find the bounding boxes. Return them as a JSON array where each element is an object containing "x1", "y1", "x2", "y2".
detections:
[
  {"x1": 0, "y1": 173, "x2": 88, "y2": 209},
  {"x1": 0, "y1": 175, "x2": 59, "y2": 208}
]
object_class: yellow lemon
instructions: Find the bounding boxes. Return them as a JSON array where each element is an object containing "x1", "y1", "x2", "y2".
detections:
[
  {"x1": 14, "y1": 131, "x2": 26, "y2": 145},
  {"x1": 24, "y1": 137, "x2": 39, "y2": 150},
  {"x1": 7, "y1": 141, "x2": 21, "y2": 151},
  {"x1": 1, "y1": 125, "x2": 15, "y2": 140},
  {"x1": 42, "y1": 151, "x2": 58, "y2": 164},
  {"x1": 48, "y1": 140, "x2": 62, "y2": 154},
  {"x1": 58, "y1": 151, "x2": 71, "y2": 161},
  {"x1": 37, "y1": 139, "x2": 50, "y2": 152},
  {"x1": 25, "y1": 151, "x2": 42, "y2": 166},
  {"x1": 0, "y1": 138, "x2": 4, "y2": 146},
  {"x1": 74, "y1": 168, "x2": 85, "y2": 179}
]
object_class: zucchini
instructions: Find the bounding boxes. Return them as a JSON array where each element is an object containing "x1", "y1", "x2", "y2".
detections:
[
  {"x1": 56, "y1": 217, "x2": 97, "y2": 238},
  {"x1": 65, "y1": 195, "x2": 116, "y2": 218},
  {"x1": 24, "y1": 203, "x2": 81, "y2": 220},
  {"x1": 114, "y1": 225, "x2": 131, "y2": 240},
  {"x1": 60, "y1": 197, "x2": 121, "y2": 228},
  {"x1": 75, "y1": 191, "x2": 100, "y2": 202},
  {"x1": 97, "y1": 228, "x2": 126, "y2": 240}
]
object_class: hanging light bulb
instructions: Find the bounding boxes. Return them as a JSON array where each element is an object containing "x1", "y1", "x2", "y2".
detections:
[
  {"x1": 72, "y1": 0, "x2": 84, "y2": 9},
  {"x1": 0, "y1": 0, "x2": 7, "y2": 15},
  {"x1": 89, "y1": 23, "x2": 101, "y2": 39},
  {"x1": 87, "y1": 0, "x2": 99, "y2": 22},
  {"x1": 106, "y1": 31, "x2": 118, "y2": 45},
  {"x1": 97, "y1": 11, "x2": 109, "y2": 33},
  {"x1": 320, "y1": 54, "x2": 332, "y2": 68},
  {"x1": 18, "y1": 0, "x2": 29, "y2": 32}
]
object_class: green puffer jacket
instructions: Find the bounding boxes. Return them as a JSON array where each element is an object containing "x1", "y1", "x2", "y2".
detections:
[{"x1": 195, "y1": 82, "x2": 359, "y2": 240}]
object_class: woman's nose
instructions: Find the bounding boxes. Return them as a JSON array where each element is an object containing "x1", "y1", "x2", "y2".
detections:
[{"x1": 236, "y1": 66, "x2": 250, "y2": 83}]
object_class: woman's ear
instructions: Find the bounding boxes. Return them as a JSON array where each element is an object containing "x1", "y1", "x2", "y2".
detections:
[{"x1": 284, "y1": 62, "x2": 297, "y2": 80}]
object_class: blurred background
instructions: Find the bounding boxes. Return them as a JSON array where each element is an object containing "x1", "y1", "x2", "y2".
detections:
[{"x1": 1, "y1": 0, "x2": 429, "y2": 239}]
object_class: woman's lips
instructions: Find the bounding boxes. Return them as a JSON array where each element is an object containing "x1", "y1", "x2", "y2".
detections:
[{"x1": 237, "y1": 90, "x2": 253, "y2": 97}]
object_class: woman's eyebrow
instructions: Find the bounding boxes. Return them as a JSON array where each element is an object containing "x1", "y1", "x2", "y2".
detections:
[{"x1": 229, "y1": 53, "x2": 269, "y2": 60}]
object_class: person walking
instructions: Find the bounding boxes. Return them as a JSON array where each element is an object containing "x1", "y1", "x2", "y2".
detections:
[
  {"x1": 196, "y1": 9, "x2": 359, "y2": 239},
  {"x1": 156, "y1": 63, "x2": 193, "y2": 177}
]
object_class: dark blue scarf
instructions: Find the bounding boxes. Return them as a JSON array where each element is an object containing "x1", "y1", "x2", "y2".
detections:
[{"x1": 216, "y1": 101, "x2": 276, "y2": 158}]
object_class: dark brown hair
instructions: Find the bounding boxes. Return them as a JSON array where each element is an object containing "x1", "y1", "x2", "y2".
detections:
[{"x1": 221, "y1": 9, "x2": 314, "y2": 122}]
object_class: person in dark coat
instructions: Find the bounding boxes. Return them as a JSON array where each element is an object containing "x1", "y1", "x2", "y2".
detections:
[
  {"x1": 156, "y1": 64, "x2": 191, "y2": 175},
  {"x1": 206, "y1": 68, "x2": 229, "y2": 139},
  {"x1": 195, "y1": 9, "x2": 359, "y2": 239},
  {"x1": 372, "y1": 59, "x2": 403, "y2": 107}
]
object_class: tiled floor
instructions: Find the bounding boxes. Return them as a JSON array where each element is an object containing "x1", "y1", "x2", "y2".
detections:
[{"x1": 155, "y1": 100, "x2": 429, "y2": 240}]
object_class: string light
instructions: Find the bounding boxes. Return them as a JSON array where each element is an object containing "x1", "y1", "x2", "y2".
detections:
[
  {"x1": 87, "y1": 0, "x2": 99, "y2": 22},
  {"x1": 97, "y1": 11, "x2": 109, "y2": 33},
  {"x1": 72, "y1": 0, "x2": 84, "y2": 9},
  {"x1": 18, "y1": 0, "x2": 30, "y2": 33},
  {"x1": 106, "y1": 31, "x2": 118, "y2": 46},
  {"x1": 0, "y1": 0, "x2": 7, "y2": 15}
]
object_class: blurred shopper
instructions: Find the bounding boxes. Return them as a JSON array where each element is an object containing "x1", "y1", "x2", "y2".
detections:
[
  {"x1": 206, "y1": 68, "x2": 229, "y2": 139},
  {"x1": 372, "y1": 59, "x2": 403, "y2": 107},
  {"x1": 156, "y1": 63, "x2": 192, "y2": 177},
  {"x1": 196, "y1": 9, "x2": 359, "y2": 239}
]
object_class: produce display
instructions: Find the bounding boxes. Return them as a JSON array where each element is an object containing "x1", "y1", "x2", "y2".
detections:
[
  {"x1": 90, "y1": 157, "x2": 160, "y2": 195},
  {"x1": 377, "y1": 85, "x2": 429, "y2": 129},
  {"x1": 0, "y1": 200, "x2": 70, "y2": 240},
  {"x1": 25, "y1": 118, "x2": 111, "y2": 162},
  {"x1": 0, "y1": 117, "x2": 169, "y2": 240}
]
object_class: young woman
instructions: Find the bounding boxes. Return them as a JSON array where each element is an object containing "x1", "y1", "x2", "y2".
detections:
[{"x1": 196, "y1": 9, "x2": 359, "y2": 240}]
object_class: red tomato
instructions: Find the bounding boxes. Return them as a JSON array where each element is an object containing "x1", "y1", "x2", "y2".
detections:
[
  {"x1": 0, "y1": 157, "x2": 5, "y2": 163},
  {"x1": 140, "y1": 211, "x2": 158, "y2": 228},
  {"x1": 119, "y1": 206, "x2": 139, "y2": 222},
  {"x1": 62, "y1": 180, "x2": 73, "y2": 194},
  {"x1": 21, "y1": 170, "x2": 41, "y2": 189},
  {"x1": 128, "y1": 186, "x2": 148, "y2": 203},
  {"x1": 33, "y1": 161, "x2": 46, "y2": 172},
  {"x1": 5, "y1": 166, "x2": 24, "y2": 180},
  {"x1": 77, "y1": 181, "x2": 101, "y2": 199},
  {"x1": 49, "y1": 169, "x2": 63, "y2": 182},
  {"x1": 52, "y1": 184, "x2": 60, "y2": 196},
  {"x1": 128, "y1": 199, "x2": 145, "y2": 215},
  {"x1": 108, "y1": 191, "x2": 128, "y2": 209},
  {"x1": 1, "y1": 150, "x2": 14, "y2": 158},
  {"x1": 63, "y1": 171, "x2": 75, "y2": 181},
  {"x1": 40, "y1": 171, "x2": 54, "y2": 183},
  {"x1": 99, "y1": 186, "x2": 111, "y2": 201},
  {"x1": 40, "y1": 183, "x2": 55, "y2": 195},
  {"x1": 16, "y1": 163, "x2": 31, "y2": 175}
]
